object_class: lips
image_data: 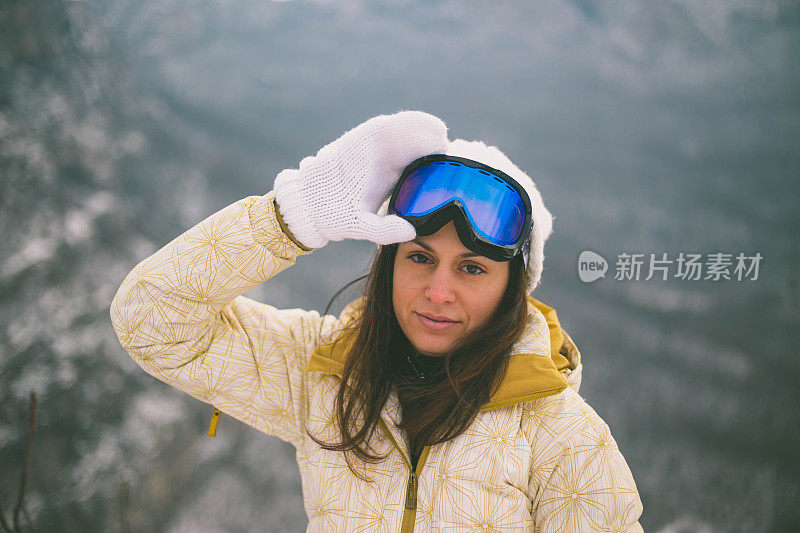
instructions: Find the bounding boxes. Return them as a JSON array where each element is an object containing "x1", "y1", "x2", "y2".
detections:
[
  {"x1": 418, "y1": 312, "x2": 457, "y2": 323},
  {"x1": 415, "y1": 312, "x2": 460, "y2": 331}
]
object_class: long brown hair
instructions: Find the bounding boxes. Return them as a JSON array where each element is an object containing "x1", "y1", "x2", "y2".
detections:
[{"x1": 308, "y1": 242, "x2": 529, "y2": 479}]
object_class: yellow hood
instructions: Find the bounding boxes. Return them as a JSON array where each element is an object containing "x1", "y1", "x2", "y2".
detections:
[{"x1": 306, "y1": 296, "x2": 582, "y2": 410}]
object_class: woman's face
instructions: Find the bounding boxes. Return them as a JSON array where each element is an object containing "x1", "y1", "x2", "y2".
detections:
[{"x1": 392, "y1": 221, "x2": 510, "y2": 357}]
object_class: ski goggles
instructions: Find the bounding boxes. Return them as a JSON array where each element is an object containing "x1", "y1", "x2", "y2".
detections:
[{"x1": 388, "y1": 155, "x2": 532, "y2": 264}]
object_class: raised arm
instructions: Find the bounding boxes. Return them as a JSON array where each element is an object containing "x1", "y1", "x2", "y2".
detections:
[
  {"x1": 110, "y1": 111, "x2": 450, "y2": 449},
  {"x1": 110, "y1": 192, "x2": 328, "y2": 447}
]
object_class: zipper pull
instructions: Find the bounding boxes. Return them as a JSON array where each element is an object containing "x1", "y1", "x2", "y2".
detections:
[
  {"x1": 207, "y1": 407, "x2": 221, "y2": 437},
  {"x1": 405, "y1": 470, "x2": 417, "y2": 510}
]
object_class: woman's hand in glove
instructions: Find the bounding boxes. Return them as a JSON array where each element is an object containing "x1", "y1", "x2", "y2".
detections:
[{"x1": 273, "y1": 111, "x2": 449, "y2": 249}]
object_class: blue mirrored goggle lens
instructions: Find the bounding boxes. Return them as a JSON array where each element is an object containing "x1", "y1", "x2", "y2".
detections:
[{"x1": 394, "y1": 162, "x2": 526, "y2": 246}]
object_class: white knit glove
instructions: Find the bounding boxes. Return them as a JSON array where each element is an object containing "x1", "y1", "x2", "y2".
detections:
[{"x1": 273, "y1": 111, "x2": 449, "y2": 249}]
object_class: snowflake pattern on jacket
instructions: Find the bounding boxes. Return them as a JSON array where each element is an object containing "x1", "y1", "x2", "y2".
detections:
[{"x1": 110, "y1": 191, "x2": 643, "y2": 532}]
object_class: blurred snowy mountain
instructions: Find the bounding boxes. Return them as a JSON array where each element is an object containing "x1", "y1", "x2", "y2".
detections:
[
  {"x1": 0, "y1": 1, "x2": 305, "y2": 530},
  {"x1": 1, "y1": 0, "x2": 799, "y2": 531}
]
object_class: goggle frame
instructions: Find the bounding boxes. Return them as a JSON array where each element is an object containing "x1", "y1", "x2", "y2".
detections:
[{"x1": 388, "y1": 154, "x2": 533, "y2": 263}]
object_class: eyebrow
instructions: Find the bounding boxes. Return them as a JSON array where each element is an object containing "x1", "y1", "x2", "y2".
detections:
[{"x1": 411, "y1": 238, "x2": 483, "y2": 259}]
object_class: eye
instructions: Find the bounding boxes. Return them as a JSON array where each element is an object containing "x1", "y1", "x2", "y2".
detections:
[
  {"x1": 461, "y1": 263, "x2": 486, "y2": 276},
  {"x1": 408, "y1": 252, "x2": 432, "y2": 265}
]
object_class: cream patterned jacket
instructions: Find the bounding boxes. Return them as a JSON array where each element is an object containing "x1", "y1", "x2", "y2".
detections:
[{"x1": 110, "y1": 192, "x2": 644, "y2": 532}]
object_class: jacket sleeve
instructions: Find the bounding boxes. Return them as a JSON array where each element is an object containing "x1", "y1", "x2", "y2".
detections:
[
  {"x1": 529, "y1": 401, "x2": 644, "y2": 532},
  {"x1": 109, "y1": 191, "x2": 333, "y2": 449}
]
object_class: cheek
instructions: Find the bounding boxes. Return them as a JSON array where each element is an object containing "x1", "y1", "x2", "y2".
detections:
[
  {"x1": 467, "y1": 275, "x2": 509, "y2": 327},
  {"x1": 392, "y1": 260, "x2": 413, "y2": 314},
  {"x1": 392, "y1": 260, "x2": 425, "y2": 300},
  {"x1": 391, "y1": 281, "x2": 402, "y2": 317},
  {"x1": 473, "y1": 291, "x2": 502, "y2": 322}
]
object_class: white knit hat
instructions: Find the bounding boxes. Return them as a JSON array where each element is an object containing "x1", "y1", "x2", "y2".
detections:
[
  {"x1": 379, "y1": 138, "x2": 553, "y2": 292},
  {"x1": 447, "y1": 139, "x2": 553, "y2": 292}
]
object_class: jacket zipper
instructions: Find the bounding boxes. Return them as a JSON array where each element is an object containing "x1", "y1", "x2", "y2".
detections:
[
  {"x1": 405, "y1": 469, "x2": 418, "y2": 510},
  {"x1": 378, "y1": 418, "x2": 430, "y2": 533}
]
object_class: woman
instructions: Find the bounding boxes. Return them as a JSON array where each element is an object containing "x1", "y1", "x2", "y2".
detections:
[{"x1": 110, "y1": 111, "x2": 643, "y2": 531}]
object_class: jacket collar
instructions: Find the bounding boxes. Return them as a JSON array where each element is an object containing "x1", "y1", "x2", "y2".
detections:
[{"x1": 306, "y1": 297, "x2": 580, "y2": 411}]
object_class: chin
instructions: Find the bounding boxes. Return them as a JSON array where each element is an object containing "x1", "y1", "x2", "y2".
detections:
[{"x1": 410, "y1": 336, "x2": 454, "y2": 357}]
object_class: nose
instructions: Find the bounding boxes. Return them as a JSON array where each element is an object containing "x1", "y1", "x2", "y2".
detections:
[{"x1": 424, "y1": 266, "x2": 455, "y2": 304}]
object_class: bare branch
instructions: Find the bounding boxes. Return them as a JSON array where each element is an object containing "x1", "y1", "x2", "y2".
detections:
[{"x1": 12, "y1": 392, "x2": 37, "y2": 532}]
